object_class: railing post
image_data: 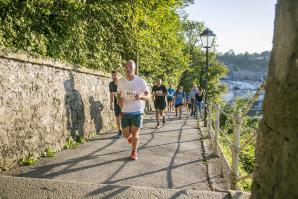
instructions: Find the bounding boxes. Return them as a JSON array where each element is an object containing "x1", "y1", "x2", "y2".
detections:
[
  {"x1": 213, "y1": 104, "x2": 220, "y2": 155},
  {"x1": 207, "y1": 103, "x2": 212, "y2": 132},
  {"x1": 231, "y1": 113, "x2": 241, "y2": 190},
  {"x1": 208, "y1": 104, "x2": 216, "y2": 152}
]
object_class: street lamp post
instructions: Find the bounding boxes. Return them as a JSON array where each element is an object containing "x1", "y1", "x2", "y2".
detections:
[{"x1": 199, "y1": 28, "x2": 216, "y2": 127}]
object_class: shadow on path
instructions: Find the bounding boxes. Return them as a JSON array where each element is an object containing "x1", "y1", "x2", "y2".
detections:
[{"x1": 17, "y1": 111, "x2": 208, "y2": 192}]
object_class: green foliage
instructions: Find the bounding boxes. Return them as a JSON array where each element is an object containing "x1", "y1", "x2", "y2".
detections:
[
  {"x1": 218, "y1": 98, "x2": 260, "y2": 191},
  {"x1": 0, "y1": 0, "x2": 195, "y2": 84},
  {"x1": 85, "y1": 131, "x2": 96, "y2": 140},
  {"x1": 239, "y1": 177, "x2": 252, "y2": 191},
  {"x1": 42, "y1": 147, "x2": 56, "y2": 157},
  {"x1": 76, "y1": 136, "x2": 86, "y2": 144},
  {"x1": 239, "y1": 144, "x2": 255, "y2": 174},
  {"x1": 64, "y1": 136, "x2": 79, "y2": 149},
  {"x1": 178, "y1": 19, "x2": 227, "y2": 100},
  {"x1": 18, "y1": 153, "x2": 37, "y2": 166},
  {"x1": 0, "y1": 1, "x2": 228, "y2": 88}
]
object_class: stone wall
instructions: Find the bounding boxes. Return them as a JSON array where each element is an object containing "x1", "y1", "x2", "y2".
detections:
[{"x1": 0, "y1": 51, "x2": 115, "y2": 170}]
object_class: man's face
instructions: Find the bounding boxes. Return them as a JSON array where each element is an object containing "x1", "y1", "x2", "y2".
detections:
[
  {"x1": 112, "y1": 73, "x2": 117, "y2": 81},
  {"x1": 156, "y1": 79, "x2": 161, "y2": 87},
  {"x1": 125, "y1": 62, "x2": 135, "y2": 76}
]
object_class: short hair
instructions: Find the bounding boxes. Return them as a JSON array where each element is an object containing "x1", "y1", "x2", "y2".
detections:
[
  {"x1": 126, "y1": 60, "x2": 136, "y2": 68},
  {"x1": 111, "y1": 70, "x2": 117, "y2": 74}
]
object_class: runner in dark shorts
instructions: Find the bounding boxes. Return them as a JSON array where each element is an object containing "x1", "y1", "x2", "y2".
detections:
[
  {"x1": 152, "y1": 79, "x2": 167, "y2": 128},
  {"x1": 117, "y1": 60, "x2": 151, "y2": 160},
  {"x1": 174, "y1": 86, "x2": 186, "y2": 119},
  {"x1": 167, "y1": 85, "x2": 175, "y2": 112},
  {"x1": 109, "y1": 71, "x2": 122, "y2": 138}
]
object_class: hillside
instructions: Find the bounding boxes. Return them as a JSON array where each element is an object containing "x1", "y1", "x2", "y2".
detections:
[{"x1": 217, "y1": 50, "x2": 270, "y2": 81}]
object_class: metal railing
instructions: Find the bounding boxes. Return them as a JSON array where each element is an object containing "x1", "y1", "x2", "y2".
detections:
[{"x1": 205, "y1": 81, "x2": 265, "y2": 190}]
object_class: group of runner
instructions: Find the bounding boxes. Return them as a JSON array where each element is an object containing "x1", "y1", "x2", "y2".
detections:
[
  {"x1": 108, "y1": 60, "x2": 204, "y2": 160},
  {"x1": 151, "y1": 80, "x2": 204, "y2": 127}
]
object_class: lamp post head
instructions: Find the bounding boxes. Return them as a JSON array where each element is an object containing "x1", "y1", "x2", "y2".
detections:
[{"x1": 200, "y1": 28, "x2": 216, "y2": 49}]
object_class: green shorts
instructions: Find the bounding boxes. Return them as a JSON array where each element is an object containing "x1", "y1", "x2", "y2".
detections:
[{"x1": 121, "y1": 113, "x2": 143, "y2": 129}]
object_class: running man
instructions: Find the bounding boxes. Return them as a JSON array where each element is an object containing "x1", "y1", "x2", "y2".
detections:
[
  {"x1": 190, "y1": 84, "x2": 199, "y2": 116},
  {"x1": 145, "y1": 84, "x2": 153, "y2": 113},
  {"x1": 118, "y1": 60, "x2": 151, "y2": 160},
  {"x1": 194, "y1": 86, "x2": 204, "y2": 119},
  {"x1": 174, "y1": 86, "x2": 186, "y2": 119},
  {"x1": 109, "y1": 71, "x2": 122, "y2": 138},
  {"x1": 152, "y1": 79, "x2": 167, "y2": 128},
  {"x1": 167, "y1": 84, "x2": 175, "y2": 112}
]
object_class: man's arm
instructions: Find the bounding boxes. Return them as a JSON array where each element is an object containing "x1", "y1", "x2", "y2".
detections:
[
  {"x1": 118, "y1": 91, "x2": 124, "y2": 109},
  {"x1": 151, "y1": 87, "x2": 156, "y2": 101},
  {"x1": 164, "y1": 86, "x2": 168, "y2": 97},
  {"x1": 141, "y1": 91, "x2": 151, "y2": 101},
  {"x1": 108, "y1": 83, "x2": 114, "y2": 110},
  {"x1": 136, "y1": 79, "x2": 152, "y2": 101},
  {"x1": 135, "y1": 91, "x2": 151, "y2": 101}
]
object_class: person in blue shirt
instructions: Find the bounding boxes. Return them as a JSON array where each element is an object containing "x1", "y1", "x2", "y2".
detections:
[
  {"x1": 174, "y1": 86, "x2": 186, "y2": 119},
  {"x1": 167, "y1": 84, "x2": 175, "y2": 112}
]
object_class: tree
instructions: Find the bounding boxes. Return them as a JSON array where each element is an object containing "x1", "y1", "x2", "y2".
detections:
[
  {"x1": 251, "y1": 0, "x2": 298, "y2": 198},
  {"x1": 0, "y1": 0, "x2": 191, "y2": 84}
]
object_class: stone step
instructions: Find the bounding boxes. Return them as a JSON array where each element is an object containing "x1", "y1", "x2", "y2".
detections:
[{"x1": 0, "y1": 175, "x2": 250, "y2": 199}]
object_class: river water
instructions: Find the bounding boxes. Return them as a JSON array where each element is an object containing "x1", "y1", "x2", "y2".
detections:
[{"x1": 221, "y1": 80, "x2": 264, "y2": 111}]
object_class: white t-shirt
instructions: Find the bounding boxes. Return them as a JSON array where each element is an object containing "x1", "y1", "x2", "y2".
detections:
[
  {"x1": 117, "y1": 76, "x2": 149, "y2": 113},
  {"x1": 190, "y1": 89, "x2": 199, "y2": 99}
]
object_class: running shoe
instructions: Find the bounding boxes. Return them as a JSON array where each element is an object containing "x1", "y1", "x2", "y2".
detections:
[
  {"x1": 116, "y1": 131, "x2": 123, "y2": 138},
  {"x1": 156, "y1": 122, "x2": 160, "y2": 128},
  {"x1": 131, "y1": 150, "x2": 138, "y2": 160}
]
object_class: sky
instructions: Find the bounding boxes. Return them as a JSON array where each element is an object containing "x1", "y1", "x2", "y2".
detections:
[{"x1": 184, "y1": 0, "x2": 277, "y2": 54}]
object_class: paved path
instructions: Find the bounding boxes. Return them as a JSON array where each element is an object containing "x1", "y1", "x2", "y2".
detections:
[
  {"x1": 1, "y1": 111, "x2": 251, "y2": 198},
  {"x1": 12, "y1": 111, "x2": 211, "y2": 191}
]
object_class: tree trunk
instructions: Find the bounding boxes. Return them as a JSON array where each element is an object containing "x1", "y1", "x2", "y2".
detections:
[{"x1": 251, "y1": 0, "x2": 298, "y2": 198}]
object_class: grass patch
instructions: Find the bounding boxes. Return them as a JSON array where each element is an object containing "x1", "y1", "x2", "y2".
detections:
[
  {"x1": 77, "y1": 136, "x2": 88, "y2": 144},
  {"x1": 64, "y1": 137, "x2": 79, "y2": 149},
  {"x1": 18, "y1": 153, "x2": 37, "y2": 166},
  {"x1": 42, "y1": 147, "x2": 56, "y2": 157}
]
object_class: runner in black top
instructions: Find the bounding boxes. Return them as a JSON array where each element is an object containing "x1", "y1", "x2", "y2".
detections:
[
  {"x1": 194, "y1": 87, "x2": 204, "y2": 118},
  {"x1": 109, "y1": 71, "x2": 122, "y2": 138},
  {"x1": 152, "y1": 79, "x2": 167, "y2": 128}
]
